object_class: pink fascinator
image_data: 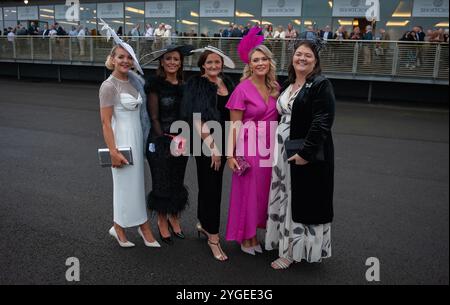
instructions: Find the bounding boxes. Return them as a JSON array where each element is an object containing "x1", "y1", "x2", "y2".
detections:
[{"x1": 237, "y1": 27, "x2": 265, "y2": 64}]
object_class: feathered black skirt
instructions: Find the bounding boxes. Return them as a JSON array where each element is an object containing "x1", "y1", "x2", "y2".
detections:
[{"x1": 146, "y1": 135, "x2": 189, "y2": 215}]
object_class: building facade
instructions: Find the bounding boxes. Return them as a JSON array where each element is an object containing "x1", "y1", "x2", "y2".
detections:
[{"x1": 1, "y1": 0, "x2": 448, "y2": 39}]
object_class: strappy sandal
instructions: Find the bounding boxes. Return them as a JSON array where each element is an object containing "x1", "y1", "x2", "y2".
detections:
[
  {"x1": 271, "y1": 257, "x2": 294, "y2": 270},
  {"x1": 207, "y1": 239, "x2": 228, "y2": 262}
]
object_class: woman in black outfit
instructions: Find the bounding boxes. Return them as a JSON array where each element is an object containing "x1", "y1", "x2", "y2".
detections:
[
  {"x1": 181, "y1": 46, "x2": 235, "y2": 261},
  {"x1": 145, "y1": 45, "x2": 194, "y2": 245}
]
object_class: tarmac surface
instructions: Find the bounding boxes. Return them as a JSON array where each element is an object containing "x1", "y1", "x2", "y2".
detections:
[{"x1": 0, "y1": 78, "x2": 448, "y2": 285}]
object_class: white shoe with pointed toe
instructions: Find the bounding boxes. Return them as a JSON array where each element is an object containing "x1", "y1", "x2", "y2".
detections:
[
  {"x1": 241, "y1": 244, "x2": 256, "y2": 256},
  {"x1": 138, "y1": 227, "x2": 161, "y2": 248},
  {"x1": 253, "y1": 244, "x2": 263, "y2": 254},
  {"x1": 109, "y1": 226, "x2": 135, "y2": 248}
]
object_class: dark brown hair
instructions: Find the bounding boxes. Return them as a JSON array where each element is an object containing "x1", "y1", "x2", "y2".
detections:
[
  {"x1": 156, "y1": 50, "x2": 185, "y2": 82},
  {"x1": 287, "y1": 40, "x2": 322, "y2": 84},
  {"x1": 197, "y1": 50, "x2": 224, "y2": 75}
]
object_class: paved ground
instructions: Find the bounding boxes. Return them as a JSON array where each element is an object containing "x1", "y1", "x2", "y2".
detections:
[{"x1": 0, "y1": 78, "x2": 448, "y2": 285}]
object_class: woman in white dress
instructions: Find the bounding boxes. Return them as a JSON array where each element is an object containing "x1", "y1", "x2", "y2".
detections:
[{"x1": 99, "y1": 44, "x2": 160, "y2": 248}]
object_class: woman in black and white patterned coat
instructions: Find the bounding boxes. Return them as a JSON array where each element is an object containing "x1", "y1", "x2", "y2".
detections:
[{"x1": 265, "y1": 40, "x2": 335, "y2": 269}]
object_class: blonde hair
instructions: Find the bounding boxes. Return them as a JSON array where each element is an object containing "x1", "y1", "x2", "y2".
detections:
[
  {"x1": 105, "y1": 45, "x2": 131, "y2": 71},
  {"x1": 240, "y1": 45, "x2": 278, "y2": 98}
]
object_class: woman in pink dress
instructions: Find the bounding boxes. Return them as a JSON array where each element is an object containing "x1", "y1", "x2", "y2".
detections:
[{"x1": 225, "y1": 44, "x2": 279, "y2": 255}]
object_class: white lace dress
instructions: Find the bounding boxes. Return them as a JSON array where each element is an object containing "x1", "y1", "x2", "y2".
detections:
[
  {"x1": 265, "y1": 84, "x2": 332, "y2": 263},
  {"x1": 99, "y1": 75, "x2": 148, "y2": 228}
]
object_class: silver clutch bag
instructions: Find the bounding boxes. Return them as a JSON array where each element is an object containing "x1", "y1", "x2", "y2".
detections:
[{"x1": 98, "y1": 147, "x2": 133, "y2": 167}]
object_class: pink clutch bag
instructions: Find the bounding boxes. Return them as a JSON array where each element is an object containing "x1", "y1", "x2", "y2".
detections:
[
  {"x1": 164, "y1": 133, "x2": 186, "y2": 156},
  {"x1": 235, "y1": 156, "x2": 251, "y2": 176}
]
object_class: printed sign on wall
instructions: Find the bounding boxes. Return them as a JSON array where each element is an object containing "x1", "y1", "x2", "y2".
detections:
[
  {"x1": 200, "y1": 0, "x2": 234, "y2": 17},
  {"x1": 333, "y1": 0, "x2": 371, "y2": 17},
  {"x1": 145, "y1": 1, "x2": 176, "y2": 18},
  {"x1": 413, "y1": 0, "x2": 449, "y2": 17},
  {"x1": 262, "y1": 0, "x2": 302, "y2": 17},
  {"x1": 97, "y1": 3, "x2": 124, "y2": 19}
]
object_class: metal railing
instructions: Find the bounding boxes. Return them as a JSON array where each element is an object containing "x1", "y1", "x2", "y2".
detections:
[{"x1": 0, "y1": 36, "x2": 448, "y2": 85}]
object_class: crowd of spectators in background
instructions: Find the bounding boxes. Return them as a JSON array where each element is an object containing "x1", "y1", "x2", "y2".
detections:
[{"x1": 2, "y1": 21, "x2": 448, "y2": 43}]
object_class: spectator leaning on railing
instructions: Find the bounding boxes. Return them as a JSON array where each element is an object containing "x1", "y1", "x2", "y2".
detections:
[
  {"x1": 230, "y1": 24, "x2": 243, "y2": 38},
  {"x1": 28, "y1": 22, "x2": 38, "y2": 35},
  {"x1": 362, "y1": 25, "x2": 374, "y2": 65},
  {"x1": 69, "y1": 26, "x2": 78, "y2": 37},
  {"x1": 77, "y1": 25, "x2": 86, "y2": 56},
  {"x1": 274, "y1": 26, "x2": 286, "y2": 39},
  {"x1": 130, "y1": 24, "x2": 141, "y2": 40},
  {"x1": 145, "y1": 24, "x2": 154, "y2": 38},
  {"x1": 300, "y1": 26, "x2": 317, "y2": 41},
  {"x1": 263, "y1": 24, "x2": 274, "y2": 39},
  {"x1": 285, "y1": 23, "x2": 298, "y2": 39},
  {"x1": 334, "y1": 26, "x2": 348, "y2": 40},
  {"x1": 7, "y1": 28, "x2": 15, "y2": 42},
  {"x1": 374, "y1": 28, "x2": 390, "y2": 58},
  {"x1": 349, "y1": 27, "x2": 362, "y2": 40},
  {"x1": 320, "y1": 25, "x2": 334, "y2": 41},
  {"x1": 413, "y1": 26, "x2": 426, "y2": 42},
  {"x1": 154, "y1": 23, "x2": 165, "y2": 38},
  {"x1": 55, "y1": 23, "x2": 67, "y2": 36},
  {"x1": 117, "y1": 26, "x2": 123, "y2": 37}
]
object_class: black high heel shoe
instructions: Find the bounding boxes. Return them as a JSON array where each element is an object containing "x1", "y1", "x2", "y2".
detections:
[
  {"x1": 158, "y1": 223, "x2": 173, "y2": 245},
  {"x1": 168, "y1": 221, "x2": 185, "y2": 239}
]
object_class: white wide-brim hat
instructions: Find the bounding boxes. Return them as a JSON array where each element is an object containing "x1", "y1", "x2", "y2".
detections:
[
  {"x1": 190, "y1": 45, "x2": 235, "y2": 69},
  {"x1": 99, "y1": 18, "x2": 144, "y2": 75},
  {"x1": 118, "y1": 42, "x2": 144, "y2": 75}
]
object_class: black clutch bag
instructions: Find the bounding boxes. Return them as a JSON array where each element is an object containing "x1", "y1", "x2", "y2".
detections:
[
  {"x1": 285, "y1": 139, "x2": 325, "y2": 161},
  {"x1": 98, "y1": 147, "x2": 133, "y2": 167}
]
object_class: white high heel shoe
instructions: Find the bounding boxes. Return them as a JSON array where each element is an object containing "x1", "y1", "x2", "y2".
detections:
[
  {"x1": 109, "y1": 226, "x2": 135, "y2": 248},
  {"x1": 241, "y1": 244, "x2": 256, "y2": 256},
  {"x1": 253, "y1": 244, "x2": 263, "y2": 254},
  {"x1": 138, "y1": 227, "x2": 161, "y2": 248}
]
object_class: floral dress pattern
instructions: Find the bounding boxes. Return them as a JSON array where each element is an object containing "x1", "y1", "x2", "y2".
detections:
[{"x1": 265, "y1": 84, "x2": 332, "y2": 263}]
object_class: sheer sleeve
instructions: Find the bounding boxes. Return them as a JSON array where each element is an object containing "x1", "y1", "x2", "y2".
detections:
[
  {"x1": 148, "y1": 92, "x2": 163, "y2": 137},
  {"x1": 145, "y1": 76, "x2": 160, "y2": 95},
  {"x1": 225, "y1": 84, "x2": 247, "y2": 111},
  {"x1": 99, "y1": 81, "x2": 119, "y2": 108}
]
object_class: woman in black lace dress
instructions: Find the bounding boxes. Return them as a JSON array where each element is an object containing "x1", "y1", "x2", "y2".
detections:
[{"x1": 145, "y1": 45, "x2": 194, "y2": 245}]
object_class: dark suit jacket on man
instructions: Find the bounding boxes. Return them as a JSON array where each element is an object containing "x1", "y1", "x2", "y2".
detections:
[{"x1": 320, "y1": 31, "x2": 334, "y2": 40}]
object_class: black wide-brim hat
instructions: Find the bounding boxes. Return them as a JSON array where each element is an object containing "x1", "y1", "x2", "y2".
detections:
[{"x1": 149, "y1": 44, "x2": 195, "y2": 62}]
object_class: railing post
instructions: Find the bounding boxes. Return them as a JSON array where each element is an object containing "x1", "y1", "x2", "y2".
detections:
[
  {"x1": 352, "y1": 41, "x2": 359, "y2": 74},
  {"x1": 188, "y1": 37, "x2": 193, "y2": 68},
  {"x1": 57, "y1": 65, "x2": 61, "y2": 83},
  {"x1": 69, "y1": 37, "x2": 73, "y2": 62},
  {"x1": 13, "y1": 38, "x2": 17, "y2": 59},
  {"x1": 367, "y1": 81, "x2": 373, "y2": 103},
  {"x1": 280, "y1": 40, "x2": 287, "y2": 72},
  {"x1": 30, "y1": 36, "x2": 34, "y2": 61},
  {"x1": 391, "y1": 42, "x2": 399, "y2": 76},
  {"x1": 49, "y1": 37, "x2": 52, "y2": 61},
  {"x1": 90, "y1": 37, "x2": 94, "y2": 63},
  {"x1": 433, "y1": 43, "x2": 441, "y2": 79},
  {"x1": 136, "y1": 38, "x2": 140, "y2": 62}
]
